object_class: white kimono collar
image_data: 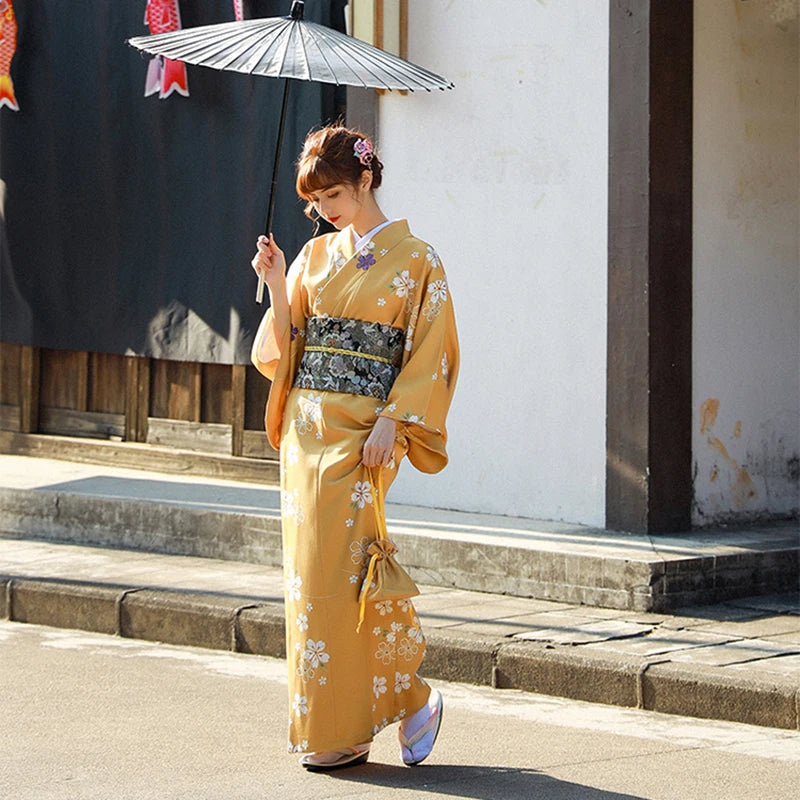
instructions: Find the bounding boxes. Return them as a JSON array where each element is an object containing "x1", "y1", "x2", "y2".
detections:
[{"x1": 353, "y1": 219, "x2": 399, "y2": 252}]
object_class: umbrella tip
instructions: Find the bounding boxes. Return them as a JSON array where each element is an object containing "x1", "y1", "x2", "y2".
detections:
[{"x1": 290, "y1": 0, "x2": 304, "y2": 20}]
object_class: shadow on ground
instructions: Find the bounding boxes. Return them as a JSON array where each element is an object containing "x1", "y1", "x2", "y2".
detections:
[{"x1": 326, "y1": 762, "x2": 645, "y2": 799}]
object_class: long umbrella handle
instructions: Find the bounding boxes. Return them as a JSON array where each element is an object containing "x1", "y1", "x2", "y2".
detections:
[{"x1": 257, "y1": 77, "x2": 292, "y2": 303}]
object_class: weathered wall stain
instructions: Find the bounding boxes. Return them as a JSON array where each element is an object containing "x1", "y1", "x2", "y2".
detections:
[
  {"x1": 699, "y1": 399, "x2": 758, "y2": 511},
  {"x1": 699, "y1": 398, "x2": 720, "y2": 435}
]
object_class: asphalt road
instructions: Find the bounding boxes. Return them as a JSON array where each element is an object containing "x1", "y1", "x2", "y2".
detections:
[{"x1": 2, "y1": 620, "x2": 799, "y2": 800}]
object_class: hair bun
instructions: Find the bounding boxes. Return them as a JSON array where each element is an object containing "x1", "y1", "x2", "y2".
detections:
[{"x1": 296, "y1": 125, "x2": 383, "y2": 215}]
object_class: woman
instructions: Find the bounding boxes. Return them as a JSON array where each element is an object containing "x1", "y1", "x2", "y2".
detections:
[{"x1": 250, "y1": 125, "x2": 458, "y2": 771}]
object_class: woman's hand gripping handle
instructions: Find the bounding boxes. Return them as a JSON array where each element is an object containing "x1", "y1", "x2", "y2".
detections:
[{"x1": 251, "y1": 234, "x2": 290, "y2": 341}]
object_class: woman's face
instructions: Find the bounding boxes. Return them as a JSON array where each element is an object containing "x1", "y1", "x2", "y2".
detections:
[{"x1": 307, "y1": 174, "x2": 371, "y2": 230}]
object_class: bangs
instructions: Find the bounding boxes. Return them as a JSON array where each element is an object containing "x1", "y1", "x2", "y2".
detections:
[{"x1": 296, "y1": 155, "x2": 342, "y2": 199}]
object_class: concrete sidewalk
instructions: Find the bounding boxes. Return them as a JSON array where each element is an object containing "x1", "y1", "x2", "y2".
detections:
[
  {"x1": 0, "y1": 453, "x2": 797, "y2": 611},
  {"x1": 3, "y1": 535, "x2": 800, "y2": 733}
]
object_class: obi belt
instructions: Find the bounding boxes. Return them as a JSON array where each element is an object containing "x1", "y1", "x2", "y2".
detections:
[{"x1": 294, "y1": 316, "x2": 405, "y2": 401}]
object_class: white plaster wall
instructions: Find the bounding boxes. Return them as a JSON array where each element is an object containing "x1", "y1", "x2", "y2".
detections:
[
  {"x1": 376, "y1": 1, "x2": 609, "y2": 524},
  {"x1": 693, "y1": 1, "x2": 800, "y2": 525}
]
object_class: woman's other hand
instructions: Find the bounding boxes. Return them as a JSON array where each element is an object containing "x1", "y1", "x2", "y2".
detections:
[
  {"x1": 251, "y1": 234, "x2": 287, "y2": 291},
  {"x1": 362, "y1": 416, "x2": 397, "y2": 467}
]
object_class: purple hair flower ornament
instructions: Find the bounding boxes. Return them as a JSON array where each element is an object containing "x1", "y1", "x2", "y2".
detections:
[{"x1": 353, "y1": 138, "x2": 374, "y2": 167}]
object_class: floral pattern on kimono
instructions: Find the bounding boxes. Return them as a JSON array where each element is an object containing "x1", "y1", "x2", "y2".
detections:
[{"x1": 252, "y1": 220, "x2": 458, "y2": 753}]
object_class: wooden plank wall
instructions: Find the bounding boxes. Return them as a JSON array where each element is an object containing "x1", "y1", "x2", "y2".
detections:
[{"x1": 0, "y1": 342, "x2": 273, "y2": 459}]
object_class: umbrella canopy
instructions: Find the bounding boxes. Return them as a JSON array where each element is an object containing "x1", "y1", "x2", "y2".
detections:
[
  {"x1": 127, "y1": 1, "x2": 453, "y2": 301},
  {"x1": 127, "y1": 2, "x2": 453, "y2": 92}
]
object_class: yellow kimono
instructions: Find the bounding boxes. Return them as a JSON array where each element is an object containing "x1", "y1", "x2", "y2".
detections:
[{"x1": 252, "y1": 219, "x2": 458, "y2": 754}]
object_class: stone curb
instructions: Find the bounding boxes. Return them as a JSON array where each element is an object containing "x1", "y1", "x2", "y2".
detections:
[
  {"x1": 3, "y1": 575, "x2": 799, "y2": 733},
  {"x1": 2, "y1": 481, "x2": 798, "y2": 612}
]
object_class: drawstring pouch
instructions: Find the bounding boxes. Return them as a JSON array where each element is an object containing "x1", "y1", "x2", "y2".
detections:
[{"x1": 356, "y1": 466, "x2": 420, "y2": 632}]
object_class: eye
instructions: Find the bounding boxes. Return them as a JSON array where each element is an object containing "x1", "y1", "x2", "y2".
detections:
[{"x1": 327, "y1": 190, "x2": 340, "y2": 199}]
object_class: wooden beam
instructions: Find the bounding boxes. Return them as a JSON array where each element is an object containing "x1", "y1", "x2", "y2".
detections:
[
  {"x1": 606, "y1": 0, "x2": 693, "y2": 533},
  {"x1": 231, "y1": 364, "x2": 246, "y2": 457},
  {"x1": 146, "y1": 419, "x2": 232, "y2": 455},
  {"x1": 19, "y1": 346, "x2": 40, "y2": 434},
  {"x1": 75, "y1": 351, "x2": 89, "y2": 412},
  {"x1": 137, "y1": 358, "x2": 150, "y2": 442},
  {"x1": 39, "y1": 408, "x2": 125, "y2": 440},
  {"x1": 399, "y1": 0, "x2": 408, "y2": 60},
  {"x1": 125, "y1": 357, "x2": 139, "y2": 442},
  {"x1": 125, "y1": 356, "x2": 150, "y2": 443},
  {"x1": 190, "y1": 363, "x2": 202, "y2": 423},
  {"x1": 0, "y1": 431, "x2": 279, "y2": 484}
]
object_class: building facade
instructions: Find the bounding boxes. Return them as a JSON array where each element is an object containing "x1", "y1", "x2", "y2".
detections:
[{"x1": 372, "y1": 0, "x2": 799, "y2": 532}]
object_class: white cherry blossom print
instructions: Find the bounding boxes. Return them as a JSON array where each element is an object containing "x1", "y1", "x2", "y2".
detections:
[
  {"x1": 292, "y1": 693, "x2": 308, "y2": 716},
  {"x1": 349, "y1": 536, "x2": 371, "y2": 565},
  {"x1": 373, "y1": 675, "x2": 388, "y2": 698},
  {"x1": 286, "y1": 442, "x2": 299, "y2": 467},
  {"x1": 426, "y1": 245, "x2": 442, "y2": 269},
  {"x1": 398, "y1": 636, "x2": 420, "y2": 661},
  {"x1": 395, "y1": 672, "x2": 411, "y2": 693},
  {"x1": 282, "y1": 488, "x2": 305, "y2": 525},
  {"x1": 285, "y1": 569, "x2": 302, "y2": 602},
  {"x1": 350, "y1": 480, "x2": 373, "y2": 510},
  {"x1": 374, "y1": 600, "x2": 393, "y2": 616},
  {"x1": 295, "y1": 393, "x2": 323, "y2": 436},
  {"x1": 404, "y1": 307, "x2": 418, "y2": 352},
  {"x1": 422, "y1": 279, "x2": 448, "y2": 321},
  {"x1": 296, "y1": 613, "x2": 309, "y2": 632},
  {"x1": 389, "y1": 269, "x2": 417, "y2": 299},
  {"x1": 303, "y1": 639, "x2": 330, "y2": 668},
  {"x1": 375, "y1": 640, "x2": 395, "y2": 664},
  {"x1": 296, "y1": 659, "x2": 315, "y2": 682},
  {"x1": 427, "y1": 279, "x2": 448, "y2": 305}
]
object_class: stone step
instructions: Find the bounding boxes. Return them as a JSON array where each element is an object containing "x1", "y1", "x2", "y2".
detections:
[{"x1": 0, "y1": 453, "x2": 797, "y2": 611}]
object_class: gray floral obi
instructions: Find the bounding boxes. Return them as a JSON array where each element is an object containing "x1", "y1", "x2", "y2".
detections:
[{"x1": 294, "y1": 316, "x2": 404, "y2": 400}]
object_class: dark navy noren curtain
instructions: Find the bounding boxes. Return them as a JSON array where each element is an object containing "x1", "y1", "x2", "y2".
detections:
[{"x1": 0, "y1": 0, "x2": 345, "y2": 364}]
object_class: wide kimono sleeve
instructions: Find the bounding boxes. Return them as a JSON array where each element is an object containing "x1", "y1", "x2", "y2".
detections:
[
  {"x1": 250, "y1": 242, "x2": 310, "y2": 449},
  {"x1": 380, "y1": 253, "x2": 459, "y2": 474}
]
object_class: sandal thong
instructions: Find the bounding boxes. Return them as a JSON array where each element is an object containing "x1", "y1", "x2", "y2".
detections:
[
  {"x1": 399, "y1": 688, "x2": 443, "y2": 766},
  {"x1": 299, "y1": 744, "x2": 370, "y2": 772}
]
